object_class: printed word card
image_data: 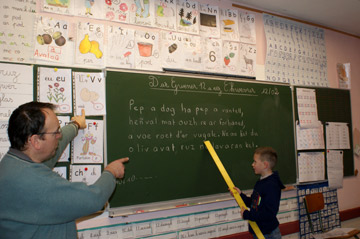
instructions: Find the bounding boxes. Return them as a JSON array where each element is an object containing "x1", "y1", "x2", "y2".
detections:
[
  {"x1": 296, "y1": 88, "x2": 319, "y2": 128},
  {"x1": 326, "y1": 122, "x2": 350, "y2": 149}
]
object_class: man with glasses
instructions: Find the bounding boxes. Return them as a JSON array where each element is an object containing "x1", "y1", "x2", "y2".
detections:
[{"x1": 0, "y1": 101, "x2": 129, "y2": 238}]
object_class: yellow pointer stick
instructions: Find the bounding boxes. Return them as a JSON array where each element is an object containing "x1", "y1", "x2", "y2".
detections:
[{"x1": 204, "y1": 140, "x2": 265, "y2": 239}]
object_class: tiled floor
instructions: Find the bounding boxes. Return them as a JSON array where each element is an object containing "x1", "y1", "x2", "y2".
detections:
[{"x1": 283, "y1": 217, "x2": 360, "y2": 239}]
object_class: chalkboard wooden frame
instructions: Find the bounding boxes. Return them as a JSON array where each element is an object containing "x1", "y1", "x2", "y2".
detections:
[{"x1": 106, "y1": 70, "x2": 297, "y2": 215}]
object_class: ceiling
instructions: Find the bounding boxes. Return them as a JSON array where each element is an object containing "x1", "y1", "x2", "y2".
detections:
[{"x1": 231, "y1": 0, "x2": 360, "y2": 38}]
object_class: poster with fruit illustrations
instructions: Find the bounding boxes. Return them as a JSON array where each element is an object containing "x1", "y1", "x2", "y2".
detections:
[
  {"x1": 239, "y1": 43, "x2": 256, "y2": 77},
  {"x1": 220, "y1": 8, "x2": 240, "y2": 42},
  {"x1": 129, "y1": 0, "x2": 155, "y2": 27},
  {"x1": 70, "y1": 165, "x2": 102, "y2": 185},
  {"x1": 106, "y1": 26, "x2": 135, "y2": 69},
  {"x1": 202, "y1": 37, "x2": 222, "y2": 73},
  {"x1": 176, "y1": 0, "x2": 199, "y2": 35},
  {"x1": 57, "y1": 116, "x2": 71, "y2": 162},
  {"x1": 75, "y1": 22, "x2": 105, "y2": 67},
  {"x1": 74, "y1": 0, "x2": 104, "y2": 19},
  {"x1": 104, "y1": 0, "x2": 132, "y2": 23},
  {"x1": 72, "y1": 119, "x2": 103, "y2": 164},
  {"x1": 134, "y1": 30, "x2": 162, "y2": 71},
  {"x1": 37, "y1": 67, "x2": 72, "y2": 114},
  {"x1": 199, "y1": 4, "x2": 220, "y2": 39},
  {"x1": 42, "y1": 0, "x2": 74, "y2": 15},
  {"x1": 222, "y1": 41, "x2": 240, "y2": 75},
  {"x1": 154, "y1": 0, "x2": 177, "y2": 31},
  {"x1": 73, "y1": 72, "x2": 106, "y2": 116},
  {"x1": 33, "y1": 16, "x2": 69, "y2": 64}
]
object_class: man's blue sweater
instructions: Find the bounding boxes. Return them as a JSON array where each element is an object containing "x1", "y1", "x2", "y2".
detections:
[{"x1": 0, "y1": 124, "x2": 116, "y2": 239}]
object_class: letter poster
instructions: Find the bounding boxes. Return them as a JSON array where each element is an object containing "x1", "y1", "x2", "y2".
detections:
[
  {"x1": 176, "y1": 0, "x2": 199, "y2": 35},
  {"x1": 134, "y1": 30, "x2": 162, "y2": 71},
  {"x1": 104, "y1": 0, "x2": 132, "y2": 23},
  {"x1": 199, "y1": 4, "x2": 220, "y2": 39},
  {"x1": 154, "y1": 0, "x2": 177, "y2": 31},
  {"x1": 37, "y1": 67, "x2": 72, "y2": 114},
  {"x1": 33, "y1": 16, "x2": 70, "y2": 64},
  {"x1": 73, "y1": 72, "x2": 106, "y2": 116},
  {"x1": 72, "y1": 119, "x2": 104, "y2": 164}
]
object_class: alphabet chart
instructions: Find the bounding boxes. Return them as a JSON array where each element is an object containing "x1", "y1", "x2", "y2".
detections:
[
  {"x1": 129, "y1": 0, "x2": 155, "y2": 27},
  {"x1": 37, "y1": 67, "x2": 72, "y2": 114},
  {"x1": 263, "y1": 14, "x2": 328, "y2": 86},
  {"x1": 238, "y1": 11, "x2": 256, "y2": 44},
  {"x1": 73, "y1": 72, "x2": 106, "y2": 116},
  {"x1": 70, "y1": 165, "x2": 102, "y2": 185},
  {"x1": 202, "y1": 37, "x2": 222, "y2": 73},
  {"x1": 222, "y1": 41, "x2": 240, "y2": 75},
  {"x1": 72, "y1": 119, "x2": 104, "y2": 164},
  {"x1": 0, "y1": 63, "x2": 33, "y2": 119}
]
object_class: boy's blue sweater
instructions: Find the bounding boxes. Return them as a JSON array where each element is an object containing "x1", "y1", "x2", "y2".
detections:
[{"x1": 240, "y1": 171, "x2": 285, "y2": 235}]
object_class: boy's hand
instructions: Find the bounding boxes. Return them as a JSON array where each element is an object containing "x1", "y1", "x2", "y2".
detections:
[{"x1": 240, "y1": 206, "x2": 247, "y2": 217}]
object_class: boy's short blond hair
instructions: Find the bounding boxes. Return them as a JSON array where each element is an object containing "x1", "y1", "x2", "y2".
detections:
[{"x1": 254, "y1": 147, "x2": 277, "y2": 169}]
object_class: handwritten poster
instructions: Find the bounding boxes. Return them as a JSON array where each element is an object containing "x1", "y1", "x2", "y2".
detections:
[
  {"x1": 129, "y1": 0, "x2": 155, "y2": 27},
  {"x1": 239, "y1": 43, "x2": 256, "y2": 77},
  {"x1": 222, "y1": 41, "x2": 240, "y2": 75},
  {"x1": 0, "y1": 63, "x2": 33, "y2": 120},
  {"x1": 42, "y1": 0, "x2": 74, "y2": 15},
  {"x1": 202, "y1": 37, "x2": 222, "y2": 73},
  {"x1": 107, "y1": 26, "x2": 135, "y2": 69},
  {"x1": 0, "y1": 120, "x2": 9, "y2": 162},
  {"x1": 33, "y1": 16, "x2": 70, "y2": 64},
  {"x1": 298, "y1": 152, "x2": 325, "y2": 183},
  {"x1": 325, "y1": 122, "x2": 350, "y2": 149},
  {"x1": 183, "y1": 34, "x2": 202, "y2": 71},
  {"x1": 296, "y1": 121, "x2": 325, "y2": 150},
  {"x1": 0, "y1": 1, "x2": 36, "y2": 13},
  {"x1": 199, "y1": 4, "x2": 220, "y2": 39},
  {"x1": 327, "y1": 150, "x2": 344, "y2": 189},
  {"x1": 296, "y1": 88, "x2": 319, "y2": 128},
  {"x1": 58, "y1": 116, "x2": 70, "y2": 162},
  {"x1": 154, "y1": 0, "x2": 177, "y2": 31},
  {"x1": 176, "y1": 0, "x2": 199, "y2": 35},
  {"x1": 74, "y1": 0, "x2": 104, "y2": 19},
  {"x1": 72, "y1": 119, "x2": 103, "y2": 164},
  {"x1": 70, "y1": 165, "x2": 102, "y2": 185},
  {"x1": 73, "y1": 72, "x2": 106, "y2": 116},
  {"x1": 134, "y1": 30, "x2": 161, "y2": 71},
  {"x1": 75, "y1": 22, "x2": 105, "y2": 67},
  {"x1": 239, "y1": 11, "x2": 256, "y2": 44},
  {"x1": 220, "y1": 8, "x2": 240, "y2": 42},
  {"x1": 53, "y1": 166, "x2": 67, "y2": 179},
  {"x1": 37, "y1": 67, "x2": 72, "y2": 113},
  {"x1": 0, "y1": 9, "x2": 35, "y2": 63},
  {"x1": 104, "y1": 0, "x2": 131, "y2": 23}
]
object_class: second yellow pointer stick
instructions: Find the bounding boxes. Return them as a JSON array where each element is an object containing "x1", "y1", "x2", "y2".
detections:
[{"x1": 204, "y1": 140, "x2": 265, "y2": 239}]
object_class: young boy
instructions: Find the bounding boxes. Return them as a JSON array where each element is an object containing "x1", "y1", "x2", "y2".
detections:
[{"x1": 232, "y1": 147, "x2": 285, "y2": 239}]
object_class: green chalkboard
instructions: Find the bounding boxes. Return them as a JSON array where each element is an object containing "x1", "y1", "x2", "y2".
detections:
[
  {"x1": 106, "y1": 71, "x2": 296, "y2": 209},
  {"x1": 294, "y1": 87, "x2": 354, "y2": 176}
]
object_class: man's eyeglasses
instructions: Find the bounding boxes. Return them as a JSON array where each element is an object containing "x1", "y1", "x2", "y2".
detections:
[{"x1": 38, "y1": 127, "x2": 62, "y2": 136}]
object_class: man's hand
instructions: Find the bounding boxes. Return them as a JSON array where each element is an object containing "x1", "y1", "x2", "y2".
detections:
[
  {"x1": 71, "y1": 109, "x2": 86, "y2": 129},
  {"x1": 105, "y1": 157, "x2": 129, "y2": 179}
]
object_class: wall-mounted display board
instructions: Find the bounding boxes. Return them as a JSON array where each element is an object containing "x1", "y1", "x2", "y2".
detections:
[
  {"x1": 294, "y1": 87, "x2": 354, "y2": 176},
  {"x1": 106, "y1": 70, "x2": 296, "y2": 210}
]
